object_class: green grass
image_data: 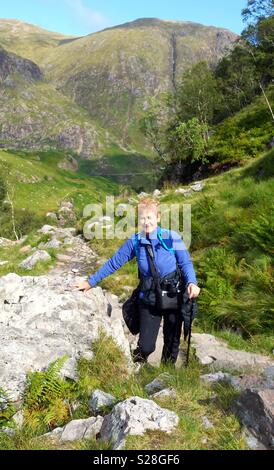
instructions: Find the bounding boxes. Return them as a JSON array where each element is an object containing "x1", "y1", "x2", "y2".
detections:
[
  {"x1": 0, "y1": 149, "x2": 120, "y2": 216},
  {"x1": 208, "y1": 85, "x2": 274, "y2": 164},
  {"x1": 79, "y1": 144, "x2": 156, "y2": 192},
  {"x1": 0, "y1": 333, "x2": 248, "y2": 450}
]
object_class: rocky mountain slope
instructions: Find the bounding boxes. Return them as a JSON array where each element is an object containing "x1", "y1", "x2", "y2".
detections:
[
  {"x1": 0, "y1": 18, "x2": 237, "y2": 154},
  {"x1": 0, "y1": 46, "x2": 119, "y2": 157},
  {"x1": 41, "y1": 18, "x2": 237, "y2": 145}
]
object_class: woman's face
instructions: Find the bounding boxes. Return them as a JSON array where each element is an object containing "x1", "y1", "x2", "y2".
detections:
[{"x1": 138, "y1": 207, "x2": 160, "y2": 234}]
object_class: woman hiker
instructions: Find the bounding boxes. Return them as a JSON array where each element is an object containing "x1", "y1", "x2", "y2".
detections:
[{"x1": 73, "y1": 198, "x2": 200, "y2": 365}]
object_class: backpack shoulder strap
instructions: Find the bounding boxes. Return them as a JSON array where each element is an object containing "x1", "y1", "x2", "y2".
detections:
[
  {"x1": 133, "y1": 232, "x2": 140, "y2": 257},
  {"x1": 133, "y1": 232, "x2": 141, "y2": 279},
  {"x1": 158, "y1": 228, "x2": 184, "y2": 281},
  {"x1": 157, "y1": 228, "x2": 175, "y2": 255}
]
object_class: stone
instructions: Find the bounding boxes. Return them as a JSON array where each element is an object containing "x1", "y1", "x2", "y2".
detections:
[
  {"x1": 0, "y1": 260, "x2": 8, "y2": 266},
  {"x1": 0, "y1": 237, "x2": 17, "y2": 247},
  {"x1": 46, "y1": 212, "x2": 58, "y2": 221},
  {"x1": 100, "y1": 396, "x2": 179, "y2": 449},
  {"x1": 37, "y1": 225, "x2": 56, "y2": 234},
  {"x1": 0, "y1": 394, "x2": 8, "y2": 411},
  {"x1": 60, "y1": 416, "x2": 103, "y2": 442},
  {"x1": 202, "y1": 416, "x2": 214, "y2": 429},
  {"x1": 152, "y1": 189, "x2": 161, "y2": 197},
  {"x1": 232, "y1": 388, "x2": 274, "y2": 448},
  {"x1": 226, "y1": 374, "x2": 274, "y2": 392},
  {"x1": 63, "y1": 237, "x2": 74, "y2": 245},
  {"x1": 1, "y1": 427, "x2": 16, "y2": 437},
  {"x1": 175, "y1": 188, "x2": 193, "y2": 197},
  {"x1": 38, "y1": 238, "x2": 62, "y2": 250},
  {"x1": 0, "y1": 273, "x2": 132, "y2": 401},
  {"x1": 192, "y1": 333, "x2": 274, "y2": 372},
  {"x1": 145, "y1": 373, "x2": 173, "y2": 394},
  {"x1": 89, "y1": 390, "x2": 116, "y2": 413},
  {"x1": 190, "y1": 181, "x2": 204, "y2": 191},
  {"x1": 43, "y1": 416, "x2": 104, "y2": 443},
  {"x1": 58, "y1": 157, "x2": 78, "y2": 172},
  {"x1": 151, "y1": 387, "x2": 177, "y2": 399},
  {"x1": 19, "y1": 250, "x2": 51, "y2": 269},
  {"x1": 53, "y1": 228, "x2": 76, "y2": 239},
  {"x1": 12, "y1": 410, "x2": 24, "y2": 429},
  {"x1": 242, "y1": 428, "x2": 267, "y2": 450},
  {"x1": 200, "y1": 371, "x2": 231, "y2": 385},
  {"x1": 264, "y1": 365, "x2": 274, "y2": 381}
]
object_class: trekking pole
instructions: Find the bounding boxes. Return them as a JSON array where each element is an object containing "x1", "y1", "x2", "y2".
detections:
[
  {"x1": 185, "y1": 299, "x2": 194, "y2": 367},
  {"x1": 185, "y1": 320, "x2": 192, "y2": 367}
]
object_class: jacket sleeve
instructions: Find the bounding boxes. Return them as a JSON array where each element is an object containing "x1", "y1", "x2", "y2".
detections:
[
  {"x1": 171, "y1": 231, "x2": 198, "y2": 286},
  {"x1": 88, "y1": 237, "x2": 136, "y2": 287}
]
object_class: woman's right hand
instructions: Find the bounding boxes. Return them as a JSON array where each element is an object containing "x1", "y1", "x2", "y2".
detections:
[{"x1": 73, "y1": 280, "x2": 92, "y2": 292}]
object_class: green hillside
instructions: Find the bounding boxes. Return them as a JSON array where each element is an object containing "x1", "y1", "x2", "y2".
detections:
[
  {"x1": 208, "y1": 85, "x2": 274, "y2": 164},
  {"x1": 0, "y1": 148, "x2": 119, "y2": 215},
  {"x1": 0, "y1": 18, "x2": 237, "y2": 175},
  {"x1": 40, "y1": 19, "x2": 236, "y2": 147},
  {"x1": 0, "y1": 19, "x2": 77, "y2": 63}
]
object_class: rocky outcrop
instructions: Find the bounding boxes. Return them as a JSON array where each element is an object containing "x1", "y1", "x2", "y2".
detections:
[
  {"x1": 0, "y1": 46, "x2": 43, "y2": 85},
  {"x1": 145, "y1": 373, "x2": 173, "y2": 394},
  {"x1": 43, "y1": 416, "x2": 104, "y2": 442},
  {"x1": 43, "y1": 395, "x2": 179, "y2": 447},
  {"x1": 0, "y1": 46, "x2": 106, "y2": 157},
  {"x1": 19, "y1": 249, "x2": 51, "y2": 269},
  {"x1": 0, "y1": 272, "x2": 132, "y2": 401},
  {"x1": 200, "y1": 367, "x2": 274, "y2": 449},
  {"x1": 89, "y1": 390, "x2": 116, "y2": 413},
  {"x1": 233, "y1": 388, "x2": 274, "y2": 448},
  {"x1": 192, "y1": 333, "x2": 274, "y2": 372},
  {"x1": 57, "y1": 155, "x2": 79, "y2": 172},
  {"x1": 100, "y1": 396, "x2": 179, "y2": 449}
]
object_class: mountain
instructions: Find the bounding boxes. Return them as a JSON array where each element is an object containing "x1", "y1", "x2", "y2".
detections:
[
  {"x1": 40, "y1": 18, "x2": 237, "y2": 146},
  {"x1": 0, "y1": 45, "x2": 117, "y2": 157},
  {"x1": 0, "y1": 18, "x2": 237, "y2": 156}
]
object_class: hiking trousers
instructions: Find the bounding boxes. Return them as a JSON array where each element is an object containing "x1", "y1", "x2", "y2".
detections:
[{"x1": 134, "y1": 298, "x2": 183, "y2": 364}]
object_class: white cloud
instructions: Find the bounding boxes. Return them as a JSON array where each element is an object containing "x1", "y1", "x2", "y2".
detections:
[{"x1": 64, "y1": 0, "x2": 109, "y2": 30}]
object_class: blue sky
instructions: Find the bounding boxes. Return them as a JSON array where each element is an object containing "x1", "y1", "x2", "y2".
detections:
[{"x1": 0, "y1": 0, "x2": 247, "y2": 37}]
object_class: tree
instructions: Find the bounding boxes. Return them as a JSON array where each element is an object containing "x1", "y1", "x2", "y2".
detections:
[
  {"x1": 241, "y1": 0, "x2": 274, "y2": 82},
  {"x1": 139, "y1": 95, "x2": 170, "y2": 163},
  {"x1": 166, "y1": 118, "x2": 208, "y2": 165},
  {"x1": 174, "y1": 61, "x2": 222, "y2": 126},
  {"x1": 214, "y1": 44, "x2": 259, "y2": 118},
  {"x1": 242, "y1": 0, "x2": 273, "y2": 25}
]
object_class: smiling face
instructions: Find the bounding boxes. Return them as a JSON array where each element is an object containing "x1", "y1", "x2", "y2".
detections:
[{"x1": 138, "y1": 205, "x2": 160, "y2": 234}]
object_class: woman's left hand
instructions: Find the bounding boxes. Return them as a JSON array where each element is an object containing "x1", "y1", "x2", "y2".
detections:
[{"x1": 187, "y1": 283, "x2": 200, "y2": 299}]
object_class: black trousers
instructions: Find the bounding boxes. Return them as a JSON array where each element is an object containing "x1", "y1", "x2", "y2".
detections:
[{"x1": 133, "y1": 298, "x2": 183, "y2": 364}]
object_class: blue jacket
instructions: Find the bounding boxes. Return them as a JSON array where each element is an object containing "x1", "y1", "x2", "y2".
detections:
[{"x1": 88, "y1": 225, "x2": 198, "y2": 288}]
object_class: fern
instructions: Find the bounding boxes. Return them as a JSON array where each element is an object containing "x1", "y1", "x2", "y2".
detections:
[
  {"x1": 23, "y1": 356, "x2": 75, "y2": 430},
  {"x1": 0, "y1": 388, "x2": 16, "y2": 428}
]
